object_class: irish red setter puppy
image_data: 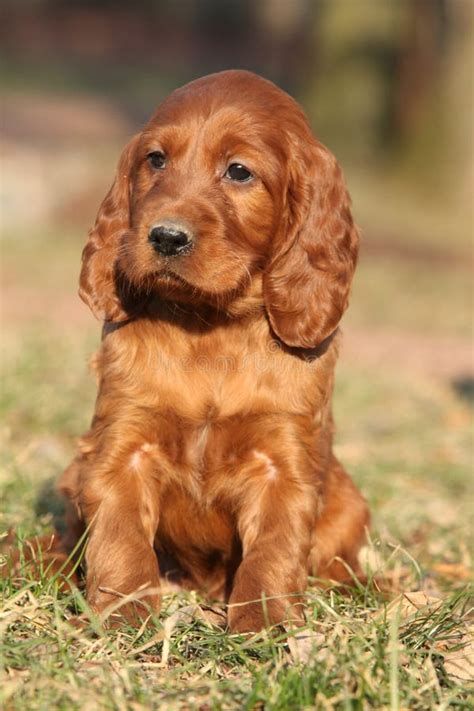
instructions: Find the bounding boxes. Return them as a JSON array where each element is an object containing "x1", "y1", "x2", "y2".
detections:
[{"x1": 55, "y1": 70, "x2": 368, "y2": 632}]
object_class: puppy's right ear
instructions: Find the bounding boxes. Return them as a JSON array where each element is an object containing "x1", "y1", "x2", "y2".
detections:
[{"x1": 79, "y1": 134, "x2": 140, "y2": 322}]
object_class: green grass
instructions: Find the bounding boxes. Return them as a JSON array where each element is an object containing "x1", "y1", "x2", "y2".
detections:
[
  {"x1": 1, "y1": 579, "x2": 471, "y2": 710},
  {"x1": 1, "y1": 230, "x2": 473, "y2": 709}
]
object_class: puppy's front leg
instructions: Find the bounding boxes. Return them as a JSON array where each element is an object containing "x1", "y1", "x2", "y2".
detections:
[
  {"x1": 228, "y1": 451, "x2": 315, "y2": 633},
  {"x1": 80, "y1": 443, "x2": 162, "y2": 625}
]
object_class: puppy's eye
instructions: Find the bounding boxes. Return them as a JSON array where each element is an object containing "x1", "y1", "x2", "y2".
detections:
[
  {"x1": 225, "y1": 163, "x2": 253, "y2": 183},
  {"x1": 147, "y1": 151, "x2": 166, "y2": 170}
]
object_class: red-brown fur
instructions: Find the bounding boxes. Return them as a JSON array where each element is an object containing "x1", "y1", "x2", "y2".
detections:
[{"x1": 31, "y1": 71, "x2": 370, "y2": 631}]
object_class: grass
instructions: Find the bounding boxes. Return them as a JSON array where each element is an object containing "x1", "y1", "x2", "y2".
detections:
[
  {"x1": 1, "y1": 228, "x2": 473, "y2": 709},
  {"x1": 1, "y1": 581, "x2": 471, "y2": 710}
]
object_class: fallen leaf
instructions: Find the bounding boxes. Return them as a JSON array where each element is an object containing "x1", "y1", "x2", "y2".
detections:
[
  {"x1": 286, "y1": 630, "x2": 325, "y2": 664},
  {"x1": 377, "y1": 591, "x2": 443, "y2": 622},
  {"x1": 196, "y1": 603, "x2": 227, "y2": 628},
  {"x1": 443, "y1": 648, "x2": 474, "y2": 683},
  {"x1": 438, "y1": 627, "x2": 474, "y2": 683}
]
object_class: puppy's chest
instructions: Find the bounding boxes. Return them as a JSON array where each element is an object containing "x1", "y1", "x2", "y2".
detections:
[
  {"x1": 106, "y1": 319, "x2": 300, "y2": 420},
  {"x1": 102, "y1": 319, "x2": 331, "y2": 506}
]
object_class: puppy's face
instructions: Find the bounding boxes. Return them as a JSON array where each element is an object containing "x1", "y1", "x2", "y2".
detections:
[
  {"x1": 122, "y1": 93, "x2": 286, "y2": 298},
  {"x1": 80, "y1": 71, "x2": 359, "y2": 349}
]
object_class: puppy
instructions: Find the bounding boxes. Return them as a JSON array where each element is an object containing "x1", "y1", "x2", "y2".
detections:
[{"x1": 56, "y1": 71, "x2": 368, "y2": 632}]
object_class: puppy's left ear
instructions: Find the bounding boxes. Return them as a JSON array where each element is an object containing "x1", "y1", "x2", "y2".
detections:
[{"x1": 263, "y1": 140, "x2": 359, "y2": 348}]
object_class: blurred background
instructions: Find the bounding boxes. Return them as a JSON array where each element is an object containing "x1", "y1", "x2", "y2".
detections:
[{"x1": 1, "y1": 1, "x2": 472, "y2": 579}]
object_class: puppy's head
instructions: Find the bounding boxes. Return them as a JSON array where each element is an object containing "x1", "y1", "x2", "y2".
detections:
[{"x1": 80, "y1": 70, "x2": 359, "y2": 348}]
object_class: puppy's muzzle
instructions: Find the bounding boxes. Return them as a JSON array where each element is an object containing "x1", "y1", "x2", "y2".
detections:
[{"x1": 148, "y1": 223, "x2": 193, "y2": 257}]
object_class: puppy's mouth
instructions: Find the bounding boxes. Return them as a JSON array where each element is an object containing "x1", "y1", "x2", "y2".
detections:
[
  {"x1": 152, "y1": 265, "x2": 197, "y2": 293},
  {"x1": 148, "y1": 263, "x2": 241, "y2": 306}
]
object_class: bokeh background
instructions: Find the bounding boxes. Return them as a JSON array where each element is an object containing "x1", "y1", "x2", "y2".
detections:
[{"x1": 1, "y1": 0, "x2": 473, "y2": 583}]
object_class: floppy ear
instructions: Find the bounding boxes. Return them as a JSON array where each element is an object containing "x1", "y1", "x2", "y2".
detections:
[
  {"x1": 79, "y1": 134, "x2": 140, "y2": 321},
  {"x1": 263, "y1": 140, "x2": 359, "y2": 349}
]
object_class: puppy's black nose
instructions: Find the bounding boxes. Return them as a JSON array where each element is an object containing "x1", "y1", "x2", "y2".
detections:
[{"x1": 148, "y1": 224, "x2": 193, "y2": 256}]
